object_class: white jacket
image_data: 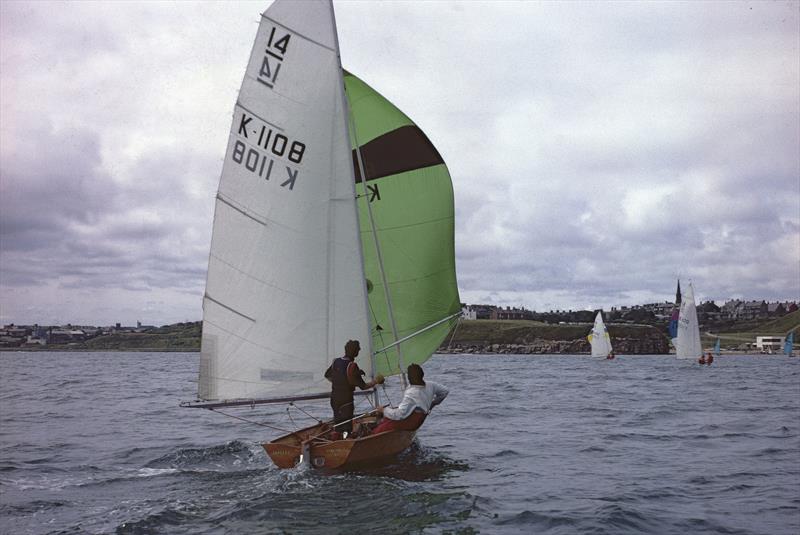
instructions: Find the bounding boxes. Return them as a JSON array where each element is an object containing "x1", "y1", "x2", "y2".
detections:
[{"x1": 383, "y1": 381, "x2": 449, "y2": 421}]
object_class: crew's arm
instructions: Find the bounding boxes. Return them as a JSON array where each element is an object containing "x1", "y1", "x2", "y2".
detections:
[
  {"x1": 429, "y1": 381, "x2": 449, "y2": 409},
  {"x1": 347, "y1": 362, "x2": 368, "y2": 389},
  {"x1": 382, "y1": 393, "x2": 416, "y2": 421},
  {"x1": 347, "y1": 363, "x2": 384, "y2": 390}
]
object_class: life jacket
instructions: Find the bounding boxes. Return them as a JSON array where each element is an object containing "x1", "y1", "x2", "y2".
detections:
[{"x1": 328, "y1": 356, "x2": 360, "y2": 398}]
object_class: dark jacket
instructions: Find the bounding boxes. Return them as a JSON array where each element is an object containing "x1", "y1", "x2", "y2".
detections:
[{"x1": 325, "y1": 356, "x2": 367, "y2": 402}]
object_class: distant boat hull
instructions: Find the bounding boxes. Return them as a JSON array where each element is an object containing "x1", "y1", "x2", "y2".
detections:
[{"x1": 263, "y1": 415, "x2": 416, "y2": 469}]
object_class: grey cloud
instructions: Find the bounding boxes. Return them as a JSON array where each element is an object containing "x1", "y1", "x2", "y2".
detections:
[{"x1": 1, "y1": 1, "x2": 798, "y2": 325}]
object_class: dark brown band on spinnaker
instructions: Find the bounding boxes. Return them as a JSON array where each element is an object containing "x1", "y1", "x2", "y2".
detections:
[{"x1": 352, "y1": 125, "x2": 444, "y2": 183}]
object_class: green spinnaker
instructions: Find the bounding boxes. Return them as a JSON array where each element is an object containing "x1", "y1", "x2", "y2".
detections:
[{"x1": 344, "y1": 72, "x2": 461, "y2": 377}]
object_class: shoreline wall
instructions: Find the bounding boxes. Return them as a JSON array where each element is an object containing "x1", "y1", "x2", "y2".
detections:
[{"x1": 439, "y1": 320, "x2": 671, "y2": 354}]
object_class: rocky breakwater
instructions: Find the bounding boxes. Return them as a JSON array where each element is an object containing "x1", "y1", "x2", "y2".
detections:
[{"x1": 438, "y1": 320, "x2": 670, "y2": 355}]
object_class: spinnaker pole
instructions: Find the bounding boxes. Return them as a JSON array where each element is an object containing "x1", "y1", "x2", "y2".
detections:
[{"x1": 373, "y1": 311, "x2": 462, "y2": 355}]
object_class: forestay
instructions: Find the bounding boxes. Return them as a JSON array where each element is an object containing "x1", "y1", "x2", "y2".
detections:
[{"x1": 198, "y1": 0, "x2": 371, "y2": 402}]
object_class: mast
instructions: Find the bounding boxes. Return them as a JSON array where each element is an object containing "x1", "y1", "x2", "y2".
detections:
[{"x1": 329, "y1": 0, "x2": 382, "y2": 403}]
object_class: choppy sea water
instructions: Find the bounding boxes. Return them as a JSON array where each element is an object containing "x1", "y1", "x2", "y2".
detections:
[{"x1": 0, "y1": 351, "x2": 798, "y2": 534}]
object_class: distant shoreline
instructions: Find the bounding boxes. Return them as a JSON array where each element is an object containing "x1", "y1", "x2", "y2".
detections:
[
  {"x1": 0, "y1": 347, "x2": 199, "y2": 353},
  {"x1": 0, "y1": 348, "x2": 788, "y2": 357}
]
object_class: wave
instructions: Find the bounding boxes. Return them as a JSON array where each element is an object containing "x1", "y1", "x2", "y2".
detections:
[
  {"x1": 144, "y1": 440, "x2": 266, "y2": 471},
  {"x1": 496, "y1": 509, "x2": 579, "y2": 529},
  {"x1": 114, "y1": 505, "x2": 196, "y2": 535}
]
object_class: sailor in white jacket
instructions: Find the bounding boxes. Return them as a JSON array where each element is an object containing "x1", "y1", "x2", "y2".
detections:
[{"x1": 372, "y1": 363, "x2": 448, "y2": 434}]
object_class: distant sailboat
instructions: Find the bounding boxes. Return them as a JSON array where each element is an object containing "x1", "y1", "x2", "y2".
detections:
[
  {"x1": 675, "y1": 282, "x2": 702, "y2": 360},
  {"x1": 587, "y1": 311, "x2": 613, "y2": 358},
  {"x1": 713, "y1": 337, "x2": 721, "y2": 357},
  {"x1": 785, "y1": 331, "x2": 795, "y2": 356},
  {"x1": 181, "y1": 0, "x2": 461, "y2": 470}
]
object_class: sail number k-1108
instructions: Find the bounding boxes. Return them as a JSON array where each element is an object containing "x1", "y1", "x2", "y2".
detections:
[{"x1": 232, "y1": 112, "x2": 306, "y2": 191}]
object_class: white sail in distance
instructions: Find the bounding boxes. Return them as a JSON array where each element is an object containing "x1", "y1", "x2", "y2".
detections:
[
  {"x1": 198, "y1": 0, "x2": 371, "y2": 402},
  {"x1": 675, "y1": 283, "x2": 702, "y2": 359},
  {"x1": 588, "y1": 311, "x2": 613, "y2": 358}
]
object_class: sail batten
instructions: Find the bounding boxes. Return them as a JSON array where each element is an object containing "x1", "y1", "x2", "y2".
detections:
[
  {"x1": 234, "y1": 102, "x2": 285, "y2": 131},
  {"x1": 203, "y1": 295, "x2": 256, "y2": 322},
  {"x1": 215, "y1": 195, "x2": 270, "y2": 226},
  {"x1": 260, "y1": 14, "x2": 337, "y2": 52}
]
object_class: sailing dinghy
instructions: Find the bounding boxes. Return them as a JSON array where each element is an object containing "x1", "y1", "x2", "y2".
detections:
[
  {"x1": 587, "y1": 311, "x2": 613, "y2": 358},
  {"x1": 675, "y1": 282, "x2": 703, "y2": 361},
  {"x1": 181, "y1": 0, "x2": 461, "y2": 470}
]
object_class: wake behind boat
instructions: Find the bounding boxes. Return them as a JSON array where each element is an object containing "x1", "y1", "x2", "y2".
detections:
[{"x1": 181, "y1": 0, "x2": 461, "y2": 470}]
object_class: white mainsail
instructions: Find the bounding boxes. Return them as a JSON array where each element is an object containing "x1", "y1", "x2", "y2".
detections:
[
  {"x1": 198, "y1": 0, "x2": 372, "y2": 402},
  {"x1": 675, "y1": 282, "x2": 702, "y2": 359},
  {"x1": 587, "y1": 311, "x2": 613, "y2": 358}
]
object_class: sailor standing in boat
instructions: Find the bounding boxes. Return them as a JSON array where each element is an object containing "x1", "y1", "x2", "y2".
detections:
[
  {"x1": 325, "y1": 340, "x2": 383, "y2": 438},
  {"x1": 372, "y1": 363, "x2": 448, "y2": 435}
]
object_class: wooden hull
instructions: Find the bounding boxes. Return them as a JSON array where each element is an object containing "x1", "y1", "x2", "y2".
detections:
[{"x1": 262, "y1": 415, "x2": 416, "y2": 469}]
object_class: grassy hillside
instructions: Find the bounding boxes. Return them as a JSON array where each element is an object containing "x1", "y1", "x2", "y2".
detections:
[
  {"x1": 46, "y1": 322, "x2": 202, "y2": 351},
  {"x1": 23, "y1": 312, "x2": 797, "y2": 352},
  {"x1": 450, "y1": 319, "x2": 663, "y2": 343},
  {"x1": 703, "y1": 310, "x2": 800, "y2": 348}
]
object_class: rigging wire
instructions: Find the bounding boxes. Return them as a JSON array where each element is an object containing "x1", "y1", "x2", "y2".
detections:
[
  {"x1": 368, "y1": 302, "x2": 399, "y2": 385},
  {"x1": 285, "y1": 406, "x2": 298, "y2": 430},
  {"x1": 289, "y1": 401, "x2": 324, "y2": 424},
  {"x1": 209, "y1": 408, "x2": 293, "y2": 434},
  {"x1": 445, "y1": 315, "x2": 463, "y2": 351},
  {"x1": 379, "y1": 382, "x2": 393, "y2": 407}
]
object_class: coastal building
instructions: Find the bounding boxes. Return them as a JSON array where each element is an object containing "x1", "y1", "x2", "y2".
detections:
[
  {"x1": 491, "y1": 306, "x2": 535, "y2": 321},
  {"x1": 755, "y1": 336, "x2": 784, "y2": 352},
  {"x1": 741, "y1": 301, "x2": 768, "y2": 321},
  {"x1": 721, "y1": 299, "x2": 742, "y2": 320},
  {"x1": 469, "y1": 304, "x2": 497, "y2": 320},
  {"x1": 0, "y1": 325, "x2": 29, "y2": 347},
  {"x1": 766, "y1": 302, "x2": 786, "y2": 317},
  {"x1": 47, "y1": 328, "x2": 87, "y2": 345}
]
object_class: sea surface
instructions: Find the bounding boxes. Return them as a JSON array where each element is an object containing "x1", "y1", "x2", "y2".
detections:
[{"x1": 0, "y1": 352, "x2": 798, "y2": 534}]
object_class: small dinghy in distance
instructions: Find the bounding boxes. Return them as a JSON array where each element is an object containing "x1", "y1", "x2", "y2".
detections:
[
  {"x1": 587, "y1": 310, "x2": 613, "y2": 359},
  {"x1": 675, "y1": 282, "x2": 703, "y2": 361},
  {"x1": 182, "y1": 0, "x2": 461, "y2": 470}
]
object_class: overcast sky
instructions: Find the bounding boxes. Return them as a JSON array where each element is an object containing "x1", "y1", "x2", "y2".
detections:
[{"x1": 1, "y1": 0, "x2": 798, "y2": 326}]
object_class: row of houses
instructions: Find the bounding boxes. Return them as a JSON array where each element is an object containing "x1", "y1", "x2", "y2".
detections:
[
  {"x1": 462, "y1": 300, "x2": 798, "y2": 324},
  {"x1": 0, "y1": 322, "x2": 153, "y2": 348},
  {"x1": 600, "y1": 300, "x2": 796, "y2": 321}
]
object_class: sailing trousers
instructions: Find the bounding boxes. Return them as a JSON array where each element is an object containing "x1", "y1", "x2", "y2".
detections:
[
  {"x1": 331, "y1": 397, "x2": 354, "y2": 433},
  {"x1": 371, "y1": 409, "x2": 427, "y2": 435}
]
